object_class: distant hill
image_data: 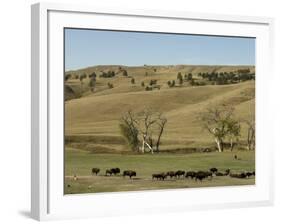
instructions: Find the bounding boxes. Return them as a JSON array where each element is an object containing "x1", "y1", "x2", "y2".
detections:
[{"x1": 64, "y1": 64, "x2": 255, "y2": 153}]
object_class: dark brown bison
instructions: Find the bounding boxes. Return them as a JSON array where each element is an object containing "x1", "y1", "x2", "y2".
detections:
[
  {"x1": 185, "y1": 171, "x2": 196, "y2": 179},
  {"x1": 224, "y1": 169, "x2": 230, "y2": 176},
  {"x1": 105, "y1": 169, "x2": 113, "y2": 176},
  {"x1": 105, "y1": 168, "x2": 121, "y2": 176},
  {"x1": 166, "y1": 171, "x2": 176, "y2": 178},
  {"x1": 175, "y1": 170, "x2": 185, "y2": 178},
  {"x1": 123, "y1": 170, "x2": 136, "y2": 179},
  {"x1": 152, "y1": 173, "x2": 167, "y2": 180},
  {"x1": 91, "y1": 168, "x2": 100, "y2": 175},
  {"x1": 245, "y1": 171, "x2": 255, "y2": 178},
  {"x1": 230, "y1": 172, "x2": 247, "y2": 179},
  {"x1": 110, "y1": 168, "x2": 120, "y2": 175},
  {"x1": 195, "y1": 171, "x2": 212, "y2": 181},
  {"x1": 215, "y1": 172, "x2": 224, "y2": 176},
  {"x1": 210, "y1": 168, "x2": 218, "y2": 173}
]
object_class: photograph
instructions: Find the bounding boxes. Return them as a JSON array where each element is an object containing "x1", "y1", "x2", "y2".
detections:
[{"x1": 64, "y1": 28, "x2": 256, "y2": 194}]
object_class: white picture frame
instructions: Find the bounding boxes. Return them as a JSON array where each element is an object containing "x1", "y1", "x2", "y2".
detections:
[{"x1": 31, "y1": 2, "x2": 274, "y2": 221}]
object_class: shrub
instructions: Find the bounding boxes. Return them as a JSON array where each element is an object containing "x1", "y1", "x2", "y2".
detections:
[
  {"x1": 123, "y1": 70, "x2": 128, "y2": 76},
  {"x1": 145, "y1": 86, "x2": 153, "y2": 91},
  {"x1": 107, "y1": 82, "x2": 114, "y2": 89},
  {"x1": 131, "y1": 78, "x2": 135, "y2": 84}
]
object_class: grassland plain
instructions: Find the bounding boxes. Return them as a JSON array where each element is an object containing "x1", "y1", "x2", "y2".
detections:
[
  {"x1": 64, "y1": 65, "x2": 255, "y2": 194},
  {"x1": 65, "y1": 149, "x2": 255, "y2": 194}
]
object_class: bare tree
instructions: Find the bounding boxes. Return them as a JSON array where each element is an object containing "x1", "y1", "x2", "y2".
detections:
[
  {"x1": 119, "y1": 108, "x2": 167, "y2": 154},
  {"x1": 199, "y1": 104, "x2": 236, "y2": 152},
  {"x1": 119, "y1": 110, "x2": 139, "y2": 151},
  {"x1": 244, "y1": 117, "x2": 255, "y2": 150},
  {"x1": 155, "y1": 114, "x2": 167, "y2": 153},
  {"x1": 136, "y1": 108, "x2": 159, "y2": 154},
  {"x1": 226, "y1": 119, "x2": 241, "y2": 151}
]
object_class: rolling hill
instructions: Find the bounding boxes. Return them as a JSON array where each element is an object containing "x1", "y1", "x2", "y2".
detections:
[{"x1": 64, "y1": 65, "x2": 255, "y2": 153}]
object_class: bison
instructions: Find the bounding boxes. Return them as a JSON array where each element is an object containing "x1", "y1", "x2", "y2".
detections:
[
  {"x1": 230, "y1": 172, "x2": 247, "y2": 179},
  {"x1": 91, "y1": 168, "x2": 100, "y2": 175},
  {"x1": 105, "y1": 169, "x2": 113, "y2": 176},
  {"x1": 175, "y1": 170, "x2": 185, "y2": 178},
  {"x1": 123, "y1": 170, "x2": 136, "y2": 179},
  {"x1": 210, "y1": 168, "x2": 218, "y2": 174},
  {"x1": 166, "y1": 171, "x2": 176, "y2": 178},
  {"x1": 185, "y1": 171, "x2": 196, "y2": 179},
  {"x1": 195, "y1": 171, "x2": 212, "y2": 181},
  {"x1": 110, "y1": 168, "x2": 120, "y2": 175},
  {"x1": 152, "y1": 173, "x2": 167, "y2": 180},
  {"x1": 215, "y1": 172, "x2": 224, "y2": 176},
  {"x1": 225, "y1": 169, "x2": 230, "y2": 176}
]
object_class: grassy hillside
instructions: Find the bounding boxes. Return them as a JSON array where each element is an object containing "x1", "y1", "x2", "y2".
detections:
[{"x1": 65, "y1": 65, "x2": 255, "y2": 153}]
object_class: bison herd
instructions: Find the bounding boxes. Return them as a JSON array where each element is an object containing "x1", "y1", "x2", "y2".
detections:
[
  {"x1": 91, "y1": 167, "x2": 136, "y2": 179},
  {"x1": 90, "y1": 167, "x2": 255, "y2": 182}
]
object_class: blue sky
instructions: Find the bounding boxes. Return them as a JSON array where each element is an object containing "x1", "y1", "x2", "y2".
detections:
[{"x1": 65, "y1": 28, "x2": 255, "y2": 71}]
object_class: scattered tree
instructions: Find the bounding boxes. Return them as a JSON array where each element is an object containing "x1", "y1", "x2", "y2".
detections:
[
  {"x1": 65, "y1": 74, "x2": 71, "y2": 82},
  {"x1": 149, "y1": 79, "x2": 157, "y2": 86},
  {"x1": 187, "y1": 73, "x2": 193, "y2": 81},
  {"x1": 123, "y1": 70, "x2": 128, "y2": 76},
  {"x1": 79, "y1": 73, "x2": 87, "y2": 83},
  {"x1": 107, "y1": 82, "x2": 114, "y2": 89},
  {"x1": 177, "y1": 72, "x2": 183, "y2": 85},
  {"x1": 89, "y1": 74, "x2": 96, "y2": 92},
  {"x1": 131, "y1": 78, "x2": 135, "y2": 84}
]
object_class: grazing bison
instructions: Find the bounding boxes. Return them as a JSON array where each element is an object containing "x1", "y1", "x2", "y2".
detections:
[
  {"x1": 185, "y1": 171, "x2": 196, "y2": 179},
  {"x1": 195, "y1": 171, "x2": 212, "y2": 181},
  {"x1": 123, "y1": 170, "x2": 136, "y2": 179},
  {"x1": 166, "y1": 171, "x2": 176, "y2": 178},
  {"x1": 152, "y1": 173, "x2": 167, "y2": 180},
  {"x1": 210, "y1": 168, "x2": 218, "y2": 174},
  {"x1": 246, "y1": 171, "x2": 255, "y2": 178},
  {"x1": 105, "y1": 168, "x2": 121, "y2": 176},
  {"x1": 91, "y1": 168, "x2": 100, "y2": 175},
  {"x1": 225, "y1": 169, "x2": 230, "y2": 176},
  {"x1": 105, "y1": 169, "x2": 113, "y2": 176},
  {"x1": 175, "y1": 170, "x2": 185, "y2": 178},
  {"x1": 110, "y1": 168, "x2": 120, "y2": 175},
  {"x1": 230, "y1": 172, "x2": 247, "y2": 179},
  {"x1": 234, "y1": 155, "x2": 242, "y2": 160},
  {"x1": 215, "y1": 172, "x2": 224, "y2": 176},
  {"x1": 195, "y1": 171, "x2": 208, "y2": 182}
]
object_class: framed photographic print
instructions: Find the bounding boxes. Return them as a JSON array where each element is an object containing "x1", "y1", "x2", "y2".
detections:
[{"x1": 31, "y1": 2, "x2": 274, "y2": 221}]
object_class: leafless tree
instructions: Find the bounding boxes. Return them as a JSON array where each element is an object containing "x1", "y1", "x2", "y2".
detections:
[
  {"x1": 119, "y1": 110, "x2": 139, "y2": 151},
  {"x1": 244, "y1": 117, "x2": 255, "y2": 150},
  {"x1": 155, "y1": 115, "x2": 167, "y2": 153},
  {"x1": 136, "y1": 108, "x2": 159, "y2": 154},
  {"x1": 199, "y1": 104, "x2": 236, "y2": 152},
  {"x1": 119, "y1": 108, "x2": 167, "y2": 154},
  {"x1": 226, "y1": 119, "x2": 241, "y2": 151}
]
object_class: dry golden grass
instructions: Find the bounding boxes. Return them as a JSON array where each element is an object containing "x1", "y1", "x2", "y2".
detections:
[{"x1": 65, "y1": 65, "x2": 255, "y2": 152}]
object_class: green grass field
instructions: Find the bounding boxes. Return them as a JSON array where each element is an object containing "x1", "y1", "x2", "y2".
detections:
[{"x1": 65, "y1": 148, "x2": 255, "y2": 194}]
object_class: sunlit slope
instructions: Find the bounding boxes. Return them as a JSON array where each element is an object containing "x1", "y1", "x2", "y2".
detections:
[{"x1": 65, "y1": 80, "x2": 255, "y2": 152}]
